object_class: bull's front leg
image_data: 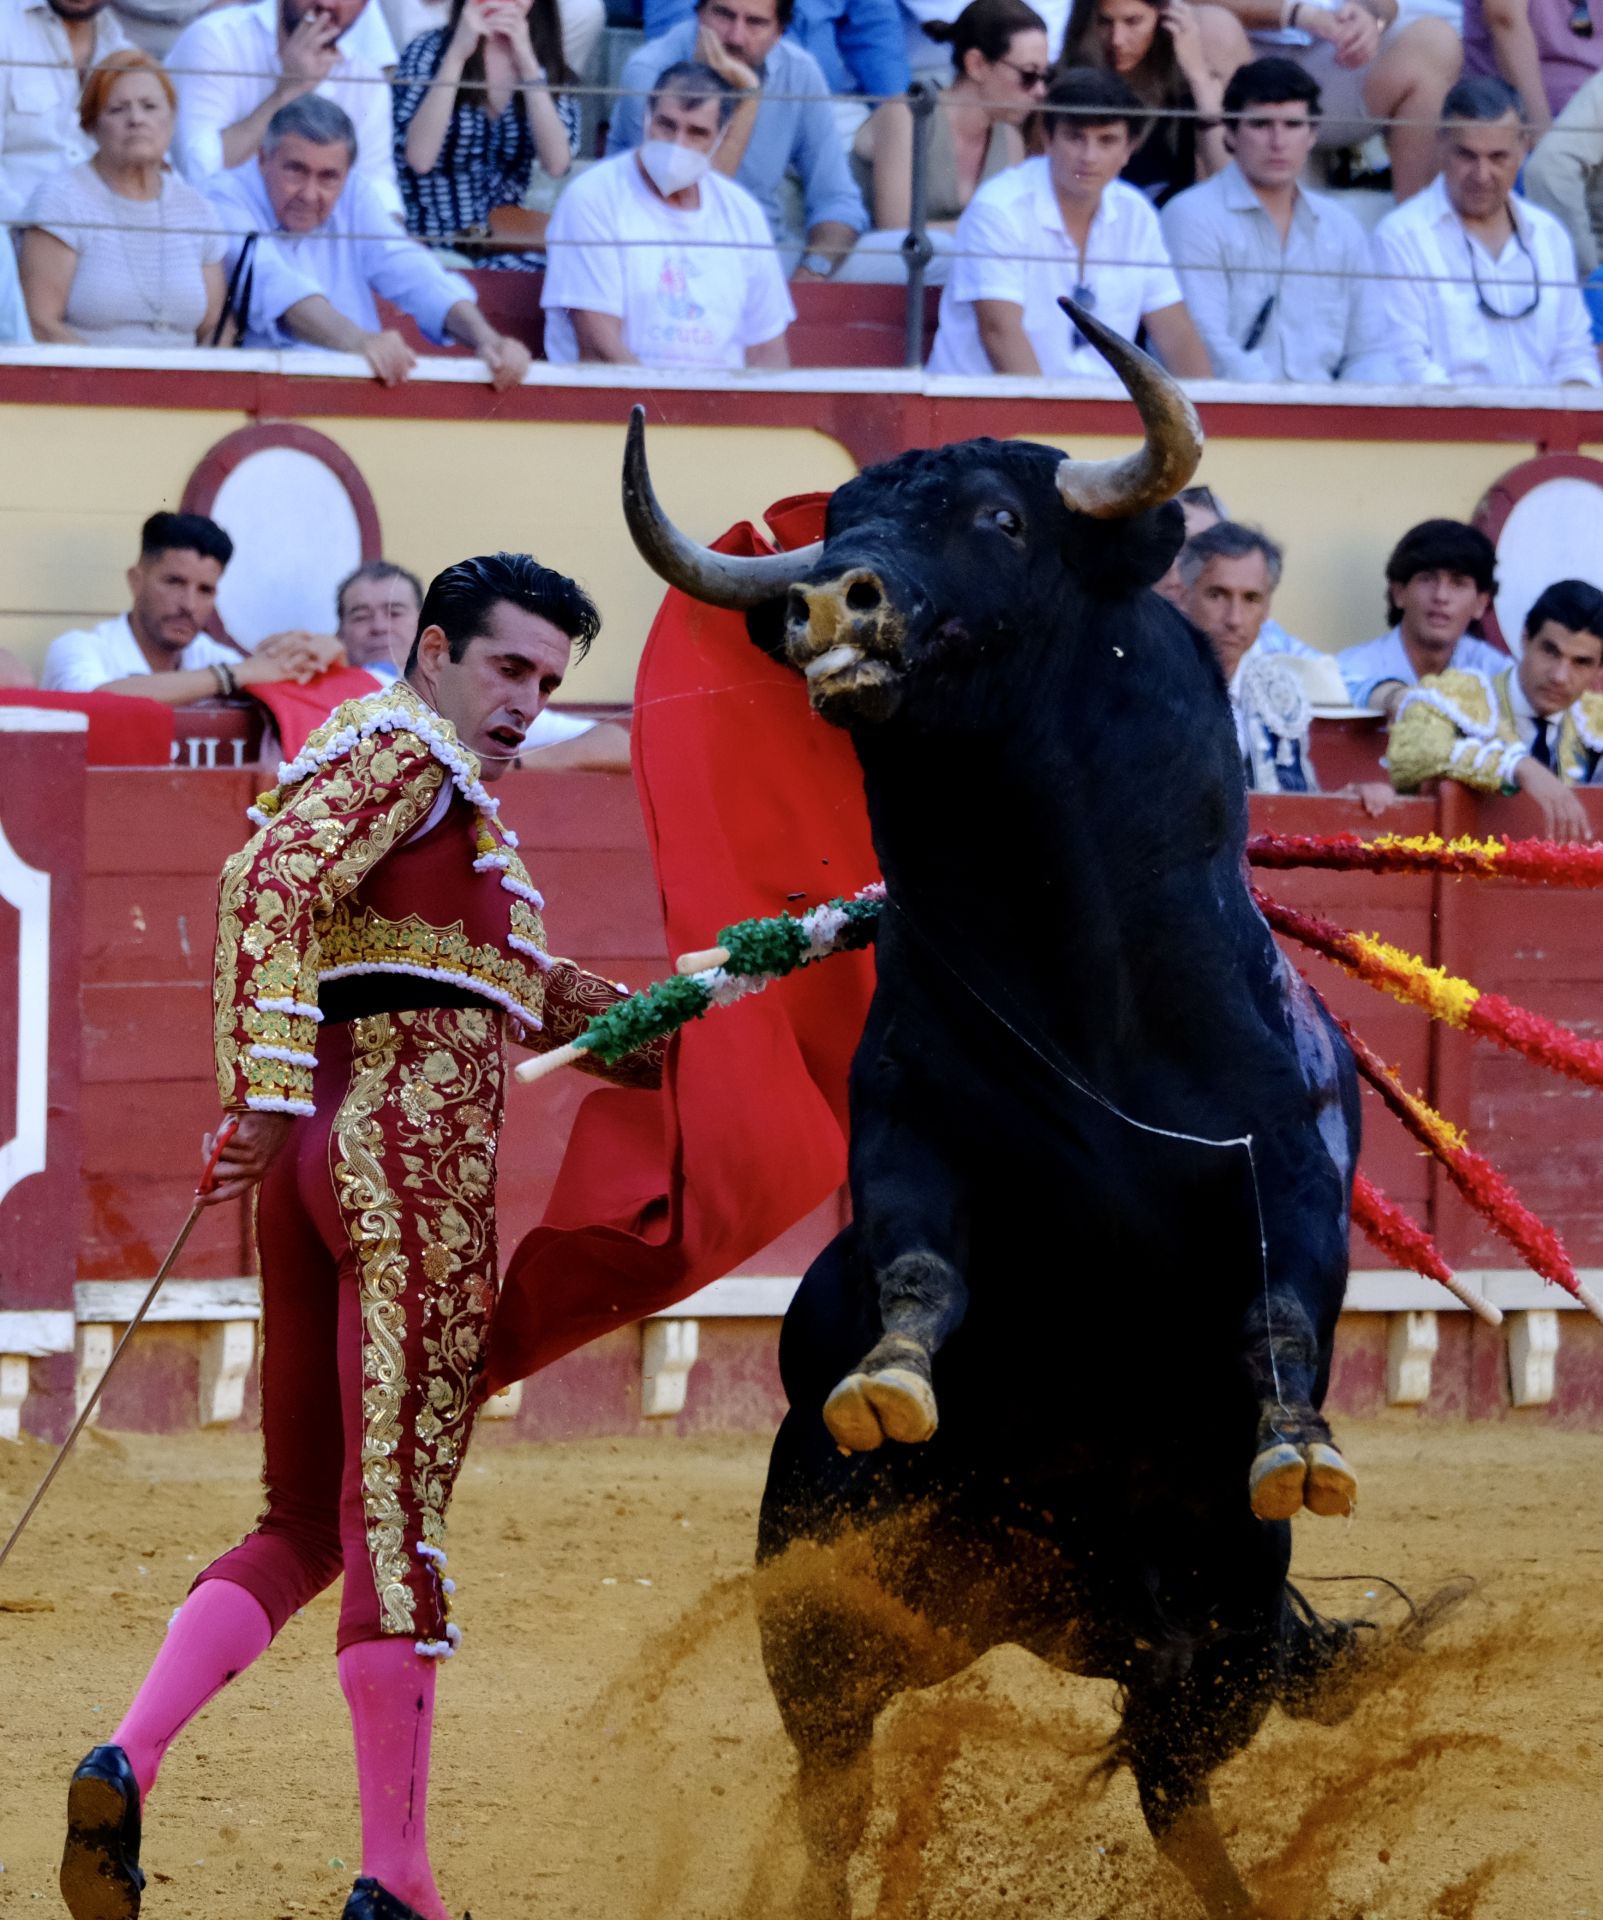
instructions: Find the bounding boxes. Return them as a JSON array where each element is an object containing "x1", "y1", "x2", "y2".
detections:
[{"x1": 823, "y1": 1093, "x2": 969, "y2": 1454}]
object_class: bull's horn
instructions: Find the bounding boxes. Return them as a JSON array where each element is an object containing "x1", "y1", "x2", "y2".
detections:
[
  {"x1": 1052, "y1": 298, "x2": 1203, "y2": 520},
  {"x1": 622, "y1": 405, "x2": 823, "y2": 610}
]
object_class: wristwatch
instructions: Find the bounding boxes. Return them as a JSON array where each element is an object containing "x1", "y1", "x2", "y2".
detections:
[{"x1": 798, "y1": 252, "x2": 836, "y2": 278}]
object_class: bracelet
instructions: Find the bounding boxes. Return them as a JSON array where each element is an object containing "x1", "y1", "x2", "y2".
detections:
[{"x1": 211, "y1": 661, "x2": 237, "y2": 698}]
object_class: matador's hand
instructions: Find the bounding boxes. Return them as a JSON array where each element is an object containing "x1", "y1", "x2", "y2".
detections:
[{"x1": 202, "y1": 1111, "x2": 296, "y2": 1206}]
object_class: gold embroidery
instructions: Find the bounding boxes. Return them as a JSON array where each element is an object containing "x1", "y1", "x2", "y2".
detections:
[
  {"x1": 333, "y1": 1014, "x2": 416, "y2": 1635},
  {"x1": 318, "y1": 906, "x2": 548, "y2": 1028},
  {"x1": 389, "y1": 1009, "x2": 504, "y2": 1561}
]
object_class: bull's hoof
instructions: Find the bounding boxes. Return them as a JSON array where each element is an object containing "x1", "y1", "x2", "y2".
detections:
[
  {"x1": 1248, "y1": 1441, "x2": 1308, "y2": 1521},
  {"x1": 1304, "y1": 1441, "x2": 1358, "y2": 1518},
  {"x1": 1249, "y1": 1438, "x2": 1358, "y2": 1520},
  {"x1": 822, "y1": 1342, "x2": 938, "y2": 1452}
]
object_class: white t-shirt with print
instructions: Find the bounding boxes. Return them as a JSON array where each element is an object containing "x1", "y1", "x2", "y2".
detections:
[
  {"x1": 929, "y1": 160, "x2": 1184, "y2": 379},
  {"x1": 542, "y1": 150, "x2": 795, "y2": 371}
]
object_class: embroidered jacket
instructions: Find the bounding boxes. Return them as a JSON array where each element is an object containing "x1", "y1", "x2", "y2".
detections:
[
  {"x1": 1234, "y1": 651, "x2": 1317, "y2": 795},
  {"x1": 214, "y1": 682, "x2": 655, "y2": 1114},
  {"x1": 1388, "y1": 666, "x2": 1603, "y2": 797}
]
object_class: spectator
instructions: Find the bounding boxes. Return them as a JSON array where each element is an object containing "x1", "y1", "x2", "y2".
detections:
[
  {"x1": 165, "y1": 0, "x2": 403, "y2": 219},
  {"x1": 111, "y1": 0, "x2": 394, "y2": 59},
  {"x1": 1524, "y1": 67, "x2": 1603, "y2": 285},
  {"x1": 40, "y1": 512, "x2": 333, "y2": 705},
  {"x1": 543, "y1": 61, "x2": 794, "y2": 366},
  {"x1": 1369, "y1": 75, "x2": 1601, "y2": 389},
  {"x1": 643, "y1": 0, "x2": 912, "y2": 128},
  {"x1": 336, "y1": 558, "x2": 425, "y2": 680},
  {"x1": 394, "y1": 0, "x2": 577, "y2": 260},
  {"x1": 0, "y1": 0, "x2": 130, "y2": 226},
  {"x1": 839, "y1": 0, "x2": 1047, "y2": 281},
  {"x1": 206, "y1": 97, "x2": 532, "y2": 386},
  {"x1": 19, "y1": 51, "x2": 226, "y2": 347},
  {"x1": 1060, "y1": 0, "x2": 1251, "y2": 205},
  {"x1": 1336, "y1": 518, "x2": 1509, "y2": 715},
  {"x1": 927, "y1": 69, "x2": 1212, "y2": 376},
  {"x1": 376, "y1": 0, "x2": 603, "y2": 77},
  {"x1": 1462, "y1": 0, "x2": 1603, "y2": 137},
  {"x1": 1180, "y1": 520, "x2": 1320, "y2": 789},
  {"x1": 1226, "y1": 0, "x2": 1461, "y2": 203},
  {"x1": 1156, "y1": 484, "x2": 1318, "y2": 657},
  {"x1": 0, "y1": 231, "x2": 31, "y2": 342},
  {"x1": 1388, "y1": 577, "x2": 1603, "y2": 839},
  {"x1": 608, "y1": 0, "x2": 868, "y2": 275},
  {"x1": 1161, "y1": 56, "x2": 1393, "y2": 379}
]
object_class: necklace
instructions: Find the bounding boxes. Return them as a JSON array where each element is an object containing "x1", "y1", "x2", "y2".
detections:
[{"x1": 99, "y1": 169, "x2": 175, "y2": 334}]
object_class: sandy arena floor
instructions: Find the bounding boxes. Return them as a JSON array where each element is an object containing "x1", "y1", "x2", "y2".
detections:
[{"x1": 1, "y1": 1416, "x2": 1601, "y2": 1920}]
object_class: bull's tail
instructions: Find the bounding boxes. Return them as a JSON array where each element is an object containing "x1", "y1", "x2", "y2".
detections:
[{"x1": 1277, "y1": 1574, "x2": 1476, "y2": 1725}]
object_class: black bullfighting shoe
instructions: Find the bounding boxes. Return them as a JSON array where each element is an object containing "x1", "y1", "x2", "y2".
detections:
[
  {"x1": 822, "y1": 1333, "x2": 939, "y2": 1453},
  {"x1": 59, "y1": 1744, "x2": 145, "y2": 1920},
  {"x1": 341, "y1": 1878, "x2": 473, "y2": 1920}
]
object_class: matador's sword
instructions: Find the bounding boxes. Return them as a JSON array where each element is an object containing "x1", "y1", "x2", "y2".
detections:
[{"x1": 0, "y1": 1118, "x2": 238, "y2": 1578}]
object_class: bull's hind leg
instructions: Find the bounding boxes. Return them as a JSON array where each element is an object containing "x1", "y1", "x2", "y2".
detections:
[
  {"x1": 822, "y1": 1252, "x2": 957, "y2": 1452},
  {"x1": 1242, "y1": 1292, "x2": 1357, "y2": 1522}
]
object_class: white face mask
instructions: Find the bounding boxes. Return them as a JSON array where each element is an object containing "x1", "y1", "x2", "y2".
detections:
[{"x1": 638, "y1": 137, "x2": 715, "y2": 198}]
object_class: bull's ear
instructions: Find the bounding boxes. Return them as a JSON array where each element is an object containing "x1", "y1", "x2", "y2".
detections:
[
  {"x1": 744, "y1": 598, "x2": 792, "y2": 663},
  {"x1": 1060, "y1": 499, "x2": 1185, "y2": 594}
]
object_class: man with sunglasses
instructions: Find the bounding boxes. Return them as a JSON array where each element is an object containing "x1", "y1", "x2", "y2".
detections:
[
  {"x1": 1161, "y1": 57, "x2": 1393, "y2": 380},
  {"x1": 1368, "y1": 72, "x2": 1601, "y2": 387}
]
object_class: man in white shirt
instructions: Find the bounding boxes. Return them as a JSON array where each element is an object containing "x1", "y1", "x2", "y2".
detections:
[
  {"x1": 166, "y1": 0, "x2": 402, "y2": 219},
  {"x1": 206, "y1": 96, "x2": 531, "y2": 387},
  {"x1": 0, "y1": 0, "x2": 129, "y2": 224},
  {"x1": 543, "y1": 60, "x2": 794, "y2": 369},
  {"x1": 1369, "y1": 74, "x2": 1602, "y2": 390},
  {"x1": 927, "y1": 68, "x2": 1211, "y2": 380},
  {"x1": 1162, "y1": 57, "x2": 1393, "y2": 384},
  {"x1": 1337, "y1": 518, "x2": 1510, "y2": 715},
  {"x1": 41, "y1": 511, "x2": 327, "y2": 704}
]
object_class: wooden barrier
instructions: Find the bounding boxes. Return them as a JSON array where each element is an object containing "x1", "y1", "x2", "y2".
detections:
[{"x1": 2, "y1": 765, "x2": 1601, "y2": 1441}]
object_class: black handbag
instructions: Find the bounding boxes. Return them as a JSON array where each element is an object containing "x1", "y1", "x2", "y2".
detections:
[{"x1": 210, "y1": 232, "x2": 257, "y2": 347}]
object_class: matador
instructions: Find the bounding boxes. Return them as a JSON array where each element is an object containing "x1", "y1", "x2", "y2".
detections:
[{"x1": 59, "y1": 554, "x2": 657, "y2": 1920}]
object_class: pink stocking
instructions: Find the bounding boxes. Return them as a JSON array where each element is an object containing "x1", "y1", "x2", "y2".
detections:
[
  {"x1": 110, "y1": 1578, "x2": 275, "y2": 1800},
  {"x1": 338, "y1": 1639, "x2": 450, "y2": 1920}
]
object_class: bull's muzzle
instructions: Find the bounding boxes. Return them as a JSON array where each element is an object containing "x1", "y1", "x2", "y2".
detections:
[{"x1": 785, "y1": 569, "x2": 905, "y2": 724}]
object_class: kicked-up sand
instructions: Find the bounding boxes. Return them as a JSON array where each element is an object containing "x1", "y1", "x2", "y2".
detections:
[{"x1": 1, "y1": 1415, "x2": 1600, "y2": 1919}]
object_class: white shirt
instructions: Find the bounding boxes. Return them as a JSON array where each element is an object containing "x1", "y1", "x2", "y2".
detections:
[
  {"x1": 1336, "y1": 626, "x2": 1510, "y2": 709},
  {"x1": 1368, "y1": 175, "x2": 1600, "y2": 388},
  {"x1": 206, "y1": 161, "x2": 473, "y2": 348},
  {"x1": 41, "y1": 612, "x2": 238, "y2": 693},
  {"x1": 1161, "y1": 162, "x2": 1393, "y2": 383},
  {"x1": 929, "y1": 163, "x2": 1183, "y2": 379},
  {"x1": 166, "y1": 0, "x2": 402, "y2": 220},
  {"x1": 542, "y1": 151, "x2": 795, "y2": 370},
  {"x1": 0, "y1": 0, "x2": 130, "y2": 224}
]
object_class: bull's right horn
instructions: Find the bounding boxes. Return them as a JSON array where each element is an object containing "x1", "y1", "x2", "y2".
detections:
[
  {"x1": 622, "y1": 405, "x2": 823, "y2": 611},
  {"x1": 1052, "y1": 299, "x2": 1203, "y2": 521}
]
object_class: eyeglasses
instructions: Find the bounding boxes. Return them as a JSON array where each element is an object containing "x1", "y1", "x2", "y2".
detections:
[
  {"x1": 1464, "y1": 224, "x2": 1541, "y2": 321},
  {"x1": 1572, "y1": 0, "x2": 1593, "y2": 37},
  {"x1": 1067, "y1": 280, "x2": 1096, "y2": 348},
  {"x1": 1242, "y1": 292, "x2": 1276, "y2": 352},
  {"x1": 997, "y1": 57, "x2": 1052, "y2": 88}
]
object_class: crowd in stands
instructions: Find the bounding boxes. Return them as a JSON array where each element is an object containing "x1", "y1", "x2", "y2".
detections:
[{"x1": 1, "y1": 0, "x2": 1603, "y2": 379}]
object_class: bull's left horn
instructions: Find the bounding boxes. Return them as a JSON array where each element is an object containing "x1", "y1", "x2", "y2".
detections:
[
  {"x1": 1052, "y1": 298, "x2": 1203, "y2": 521},
  {"x1": 622, "y1": 405, "x2": 823, "y2": 610}
]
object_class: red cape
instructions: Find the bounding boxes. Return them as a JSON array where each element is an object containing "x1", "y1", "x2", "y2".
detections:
[
  {"x1": 0, "y1": 688, "x2": 173, "y2": 766},
  {"x1": 250, "y1": 668, "x2": 385, "y2": 760},
  {"x1": 485, "y1": 496, "x2": 878, "y2": 1390}
]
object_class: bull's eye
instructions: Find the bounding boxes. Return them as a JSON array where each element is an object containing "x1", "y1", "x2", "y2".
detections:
[{"x1": 986, "y1": 507, "x2": 1024, "y2": 539}]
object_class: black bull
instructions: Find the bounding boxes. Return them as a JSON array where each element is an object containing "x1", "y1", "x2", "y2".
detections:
[{"x1": 622, "y1": 321, "x2": 1392, "y2": 1918}]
